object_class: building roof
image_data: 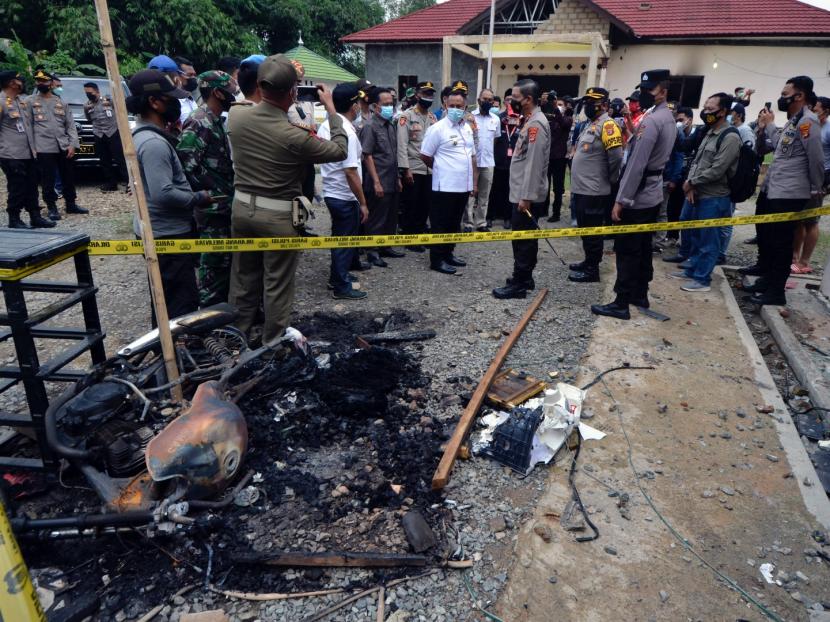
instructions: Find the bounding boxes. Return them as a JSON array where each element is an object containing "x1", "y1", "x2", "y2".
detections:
[
  {"x1": 343, "y1": 0, "x2": 830, "y2": 43},
  {"x1": 341, "y1": 0, "x2": 492, "y2": 43},
  {"x1": 283, "y1": 45, "x2": 359, "y2": 82},
  {"x1": 586, "y1": 0, "x2": 830, "y2": 38}
]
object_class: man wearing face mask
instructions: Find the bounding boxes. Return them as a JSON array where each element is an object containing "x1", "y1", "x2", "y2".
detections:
[
  {"x1": 568, "y1": 87, "x2": 623, "y2": 284},
  {"x1": 174, "y1": 56, "x2": 199, "y2": 123},
  {"x1": 543, "y1": 90, "x2": 572, "y2": 223},
  {"x1": 592, "y1": 70, "x2": 676, "y2": 319},
  {"x1": 742, "y1": 76, "x2": 824, "y2": 306},
  {"x1": 420, "y1": 88, "x2": 477, "y2": 275},
  {"x1": 668, "y1": 93, "x2": 741, "y2": 293},
  {"x1": 492, "y1": 79, "x2": 551, "y2": 299},
  {"x1": 398, "y1": 81, "x2": 437, "y2": 250},
  {"x1": 177, "y1": 70, "x2": 238, "y2": 307},
  {"x1": 228, "y1": 55, "x2": 347, "y2": 343},
  {"x1": 84, "y1": 82, "x2": 128, "y2": 192},
  {"x1": 361, "y1": 87, "x2": 403, "y2": 267},
  {"x1": 463, "y1": 88, "x2": 501, "y2": 233},
  {"x1": 127, "y1": 70, "x2": 214, "y2": 324},
  {"x1": 287, "y1": 60, "x2": 318, "y2": 204},
  {"x1": 29, "y1": 69, "x2": 86, "y2": 221},
  {"x1": 0, "y1": 70, "x2": 54, "y2": 228}
]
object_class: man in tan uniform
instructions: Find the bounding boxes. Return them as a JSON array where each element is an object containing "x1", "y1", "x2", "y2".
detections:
[{"x1": 227, "y1": 55, "x2": 348, "y2": 344}]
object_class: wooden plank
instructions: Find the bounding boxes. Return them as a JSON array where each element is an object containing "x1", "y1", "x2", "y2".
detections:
[
  {"x1": 93, "y1": 0, "x2": 182, "y2": 401},
  {"x1": 358, "y1": 330, "x2": 436, "y2": 344},
  {"x1": 235, "y1": 550, "x2": 428, "y2": 568},
  {"x1": 431, "y1": 289, "x2": 548, "y2": 490}
]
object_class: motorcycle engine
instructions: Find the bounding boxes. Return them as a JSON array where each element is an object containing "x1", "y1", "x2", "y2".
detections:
[{"x1": 62, "y1": 381, "x2": 154, "y2": 477}]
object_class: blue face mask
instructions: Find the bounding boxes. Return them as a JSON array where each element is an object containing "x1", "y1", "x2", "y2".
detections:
[
  {"x1": 380, "y1": 105, "x2": 394, "y2": 120},
  {"x1": 52, "y1": 87, "x2": 64, "y2": 97},
  {"x1": 447, "y1": 107, "x2": 464, "y2": 123},
  {"x1": 726, "y1": 114, "x2": 734, "y2": 125}
]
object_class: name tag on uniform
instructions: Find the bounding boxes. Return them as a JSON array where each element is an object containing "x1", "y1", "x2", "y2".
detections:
[
  {"x1": 16, "y1": 121, "x2": 24, "y2": 133},
  {"x1": 105, "y1": 110, "x2": 113, "y2": 117}
]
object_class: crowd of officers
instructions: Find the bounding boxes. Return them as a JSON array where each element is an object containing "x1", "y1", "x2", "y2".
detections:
[
  {"x1": 0, "y1": 69, "x2": 92, "y2": 229},
  {"x1": 2, "y1": 51, "x2": 827, "y2": 344}
]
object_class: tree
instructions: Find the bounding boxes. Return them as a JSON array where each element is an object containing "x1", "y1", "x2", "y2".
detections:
[{"x1": 382, "y1": 0, "x2": 435, "y2": 20}]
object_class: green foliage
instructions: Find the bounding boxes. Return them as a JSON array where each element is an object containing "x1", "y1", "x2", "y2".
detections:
[{"x1": 0, "y1": 0, "x2": 389, "y2": 79}]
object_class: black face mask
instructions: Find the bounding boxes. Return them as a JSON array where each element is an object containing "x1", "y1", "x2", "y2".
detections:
[
  {"x1": 638, "y1": 90, "x2": 655, "y2": 110},
  {"x1": 36, "y1": 84, "x2": 50, "y2": 94},
  {"x1": 583, "y1": 101, "x2": 599, "y2": 119},
  {"x1": 700, "y1": 110, "x2": 720, "y2": 126},
  {"x1": 510, "y1": 98, "x2": 523, "y2": 114},
  {"x1": 185, "y1": 77, "x2": 198, "y2": 92},
  {"x1": 86, "y1": 92, "x2": 98, "y2": 102},
  {"x1": 777, "y1": 95, "x2": 795, "y2": 112},
  {"x1": 160, "y1": 97, "x2": 182, "y2": 123},
  {"x1": 216, "y1": 89, "x2": 234, "y2": 112},
  {"x1": 479, "y1": 101, "x2": 492, "y2": 114},
  {"x1": 417, "y1": 97, "x2": 433, "y2": 109}
]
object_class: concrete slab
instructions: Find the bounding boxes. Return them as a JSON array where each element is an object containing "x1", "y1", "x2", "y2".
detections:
[{"x1": 495, "y1": 262, "x2": 830, "y2": 622}]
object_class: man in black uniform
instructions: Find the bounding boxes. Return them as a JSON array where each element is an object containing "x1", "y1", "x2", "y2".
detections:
[{"x1": 592, "y1": 70, "x2": 677, "y2": 319}]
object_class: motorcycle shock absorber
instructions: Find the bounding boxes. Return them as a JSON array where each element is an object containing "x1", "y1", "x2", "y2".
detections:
[{"x1": 202, "y1": 335, "x2": 234, "y2": 365}]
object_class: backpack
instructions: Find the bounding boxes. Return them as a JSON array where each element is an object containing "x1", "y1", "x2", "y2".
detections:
[{"x1": 716, "y1": 127, "x2": 760, "y2": 203}]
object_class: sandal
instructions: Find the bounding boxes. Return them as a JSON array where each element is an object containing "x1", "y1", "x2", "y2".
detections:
[
  {"x1": 800, "y1": 265, "x2": 813, "y2": 274},
  {"x1": 791, "y1": 263, "x2": 805, "y2": 274}
]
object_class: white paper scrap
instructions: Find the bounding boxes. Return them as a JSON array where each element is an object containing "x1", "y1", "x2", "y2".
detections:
[
  {"x1": 759, "y1": 563, "x2": 775, "y2": 584},
  {"x1": 579, "y1": 423, "x2": 606, "y2": 441}
]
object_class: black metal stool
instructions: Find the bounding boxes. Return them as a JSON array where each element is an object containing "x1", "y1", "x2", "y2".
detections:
[{"x1": 0, "y1": 230, "x2": 106, "y2": 470}]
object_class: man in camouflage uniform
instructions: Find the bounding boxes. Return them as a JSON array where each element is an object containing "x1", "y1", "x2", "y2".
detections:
[{"x1": 177, "y1": 70, "x2": 237, "y2": 307}]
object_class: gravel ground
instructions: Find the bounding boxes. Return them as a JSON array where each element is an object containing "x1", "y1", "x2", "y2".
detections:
[{"x1": 0, "y1": 176, "x2": 604, "y2": 621}]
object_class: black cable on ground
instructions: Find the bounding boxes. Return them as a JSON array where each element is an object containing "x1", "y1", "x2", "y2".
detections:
[
  {"x1": 568, "y1": 434, "x2": 599, "y2": 542},
  {"x1": 579, "y1": 363, "x2": 655, "y2": 393}
]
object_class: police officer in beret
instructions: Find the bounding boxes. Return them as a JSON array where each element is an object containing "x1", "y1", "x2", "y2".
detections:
[
  {"x1": 227, "y1": 55, "x2": 348, "y2": 344},
  {"x1": 0, "y1": 70, "x2": 54, "y2": 228},
  {"x1": 592, "y1": 69, "x2": 676, "y2": 319}
]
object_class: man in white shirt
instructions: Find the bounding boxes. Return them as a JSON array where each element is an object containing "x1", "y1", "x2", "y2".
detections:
[
  {"x1": 318, "y1": 83, "x2": 370, "y2": 299},
  {"x1": 463, "y1": 88, "x2": 501, "y2": 233},
  {"x1": 420, "y1": 88, "x2": 478, "y2": 275}
]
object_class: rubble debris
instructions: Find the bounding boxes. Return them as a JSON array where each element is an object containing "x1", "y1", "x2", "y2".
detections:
[
  {"x1": 208, "y1": 587, "x2": 344, "y2": 602},
  {"x1": 760, "y1": 563, "x2": 776, "y2": 584},
  {"x1": 357, "y1": 330, "x2": 436, "y2": 344},
  {"x1": 180, "y1": 610, "x2": 229, "y2": 622},
  {"x1": 560, "y1": 499, "x2": 586, "y2": 532},
  {"x1": 432, "y1": 289, "x2": 549, "y2": 490},
  {"x1": 486, "y1": 368, "x2": 547, "y2": 409},
  {"x1": 481, "y1": 406, "x2": 544, "y2": 474},
  {"x1": 401, "y1": 511, "x2": 437, "y2": 553}
]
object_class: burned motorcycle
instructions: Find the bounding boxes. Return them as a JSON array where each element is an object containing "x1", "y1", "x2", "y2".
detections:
[{"x1": 13, "y1": 304, "x2": 313, "y2": 538}]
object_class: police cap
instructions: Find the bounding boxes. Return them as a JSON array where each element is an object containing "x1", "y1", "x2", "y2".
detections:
[
  {"x1": 33, "y1": 69, "x2": 52, "y2": 82},
  {"x1": 258, "y1": 55, "x2": 298, "y2": 91},
  {"x1": 639, "y1": 69, "x2": 671, "y2": 90},
  {"x1": 450, "y1": 80, "x2": 469, "y2": 95},
  {"x1": 582, "y1": 86, "x2": 609, "y2": 101},
  {"x1": 626, "y1": 90, "x2": 640, "y2": 102},
  {"x1": 416, "y1": 81, "x2": 436, "y2": 93},
  {"x1": 333, "y1": 82, "x2": 361, "y2": 108},
  {"x1": 0, "y1": 70, "x2": 22, "y2": 88},
  {"x1": 128, "y1": 69, "x2": 189, "y2": 99}
]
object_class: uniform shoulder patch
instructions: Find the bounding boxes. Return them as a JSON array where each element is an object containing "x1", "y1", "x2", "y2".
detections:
[
  {"x1": 799, "y1": 122, "x2": 811, "y2": 138},
  {"x1": 601, "y1": 120, "x2": 623, "y2": 149},
  {"x1": 528, "y1": 126, "x2": 538, "y2": 143}
]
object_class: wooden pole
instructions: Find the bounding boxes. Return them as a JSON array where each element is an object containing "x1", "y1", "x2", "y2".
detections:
[
  {"x1": 92, "y1": 0, "x2": 182, "y2": 401},
  {"x1": 431, "y1": 288, "x2": 548, "y2": 490}
]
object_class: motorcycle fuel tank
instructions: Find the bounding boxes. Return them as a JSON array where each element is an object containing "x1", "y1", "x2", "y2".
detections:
[{"x1": 145, "y1": 380, "x2": 247, "y2": 499}]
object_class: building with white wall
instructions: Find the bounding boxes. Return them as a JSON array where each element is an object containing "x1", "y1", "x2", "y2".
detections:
[{"x1": 343, "y1": 0, "x2": 830, "y2": 115}]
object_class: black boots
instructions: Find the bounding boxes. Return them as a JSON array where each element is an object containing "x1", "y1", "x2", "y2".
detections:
[
  {"x1": 591, "y1": 300, "x2": 631, "y2": 320},
  {"x1": 8, "y1": 213, "x2": 31, "y2": 229},
  {"x1": 493, "y1": 279, "x2": 532, "y2": 299},
  {"x1": 47, "y1": 204, "x2": 61, "y2": 221},
  {"x1": 29, "y1": 212, "x2": 56, "y2": 228},
  {"x1": 66, "y1": 203, "x2": 89, "y2": 214}
]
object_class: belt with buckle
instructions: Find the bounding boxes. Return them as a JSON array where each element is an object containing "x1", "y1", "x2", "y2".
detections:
[{"x1": 235, "y1": 191, "x2": 293, "y2": 212}]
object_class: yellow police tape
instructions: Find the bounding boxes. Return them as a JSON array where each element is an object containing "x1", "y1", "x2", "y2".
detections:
[
  {"x1": 86, "y1": 206, "x2": 830, "y2": 256},
  {"x1": 0, "y1": 503, "x2": 46, "y2": 621}
]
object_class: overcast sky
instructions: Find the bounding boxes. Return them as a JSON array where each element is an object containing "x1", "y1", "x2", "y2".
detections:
[{"x1": 798, "y1": 0, "x2": 830, "y2": 7}]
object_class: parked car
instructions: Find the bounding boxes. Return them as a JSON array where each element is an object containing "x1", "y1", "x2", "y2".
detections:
[{"x1": 51, "y1": 76, "x2": 133, "y2": 168}]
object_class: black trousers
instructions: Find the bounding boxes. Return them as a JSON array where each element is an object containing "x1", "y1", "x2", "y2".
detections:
[
  {"x1": 613, "y1": 205, "x2": 660, "y2": 304},
  {"x1": 487, "y1": 168, "x2": 511, "y2": 221},
  {"x1": 0, "y1": 158, "x2": 39, "y2": 218},
  {"x1": 511, "y1": 201, "x2": 546, "y2": 281},
  {"x1": 574, "y1": 193, "x2": 610, "y2": 269},
  {"x1": 544, "y1": 158, "x2": 567, "y2": 218},
  {"x1": 37, "y1": 151, "x2": 76, "y2": 206},
  {"x1": 400, "y1": 173, "x2": 432, "y2": 234},
  {"x1": 144, "y1": 231, "x2": 199, "y2": 328},
  {"x1": 301, "y1": 162, "x2": 315, "y2": 203},
  {"x1": 429, "y1": 191, "x2": 468, "y2": 266},
  {"x1": 756, "y1": 192, "x2": 806, "y2": 301},
  {"x1": 96, "y1": 132, "x2": 128, "y2": 184}
]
